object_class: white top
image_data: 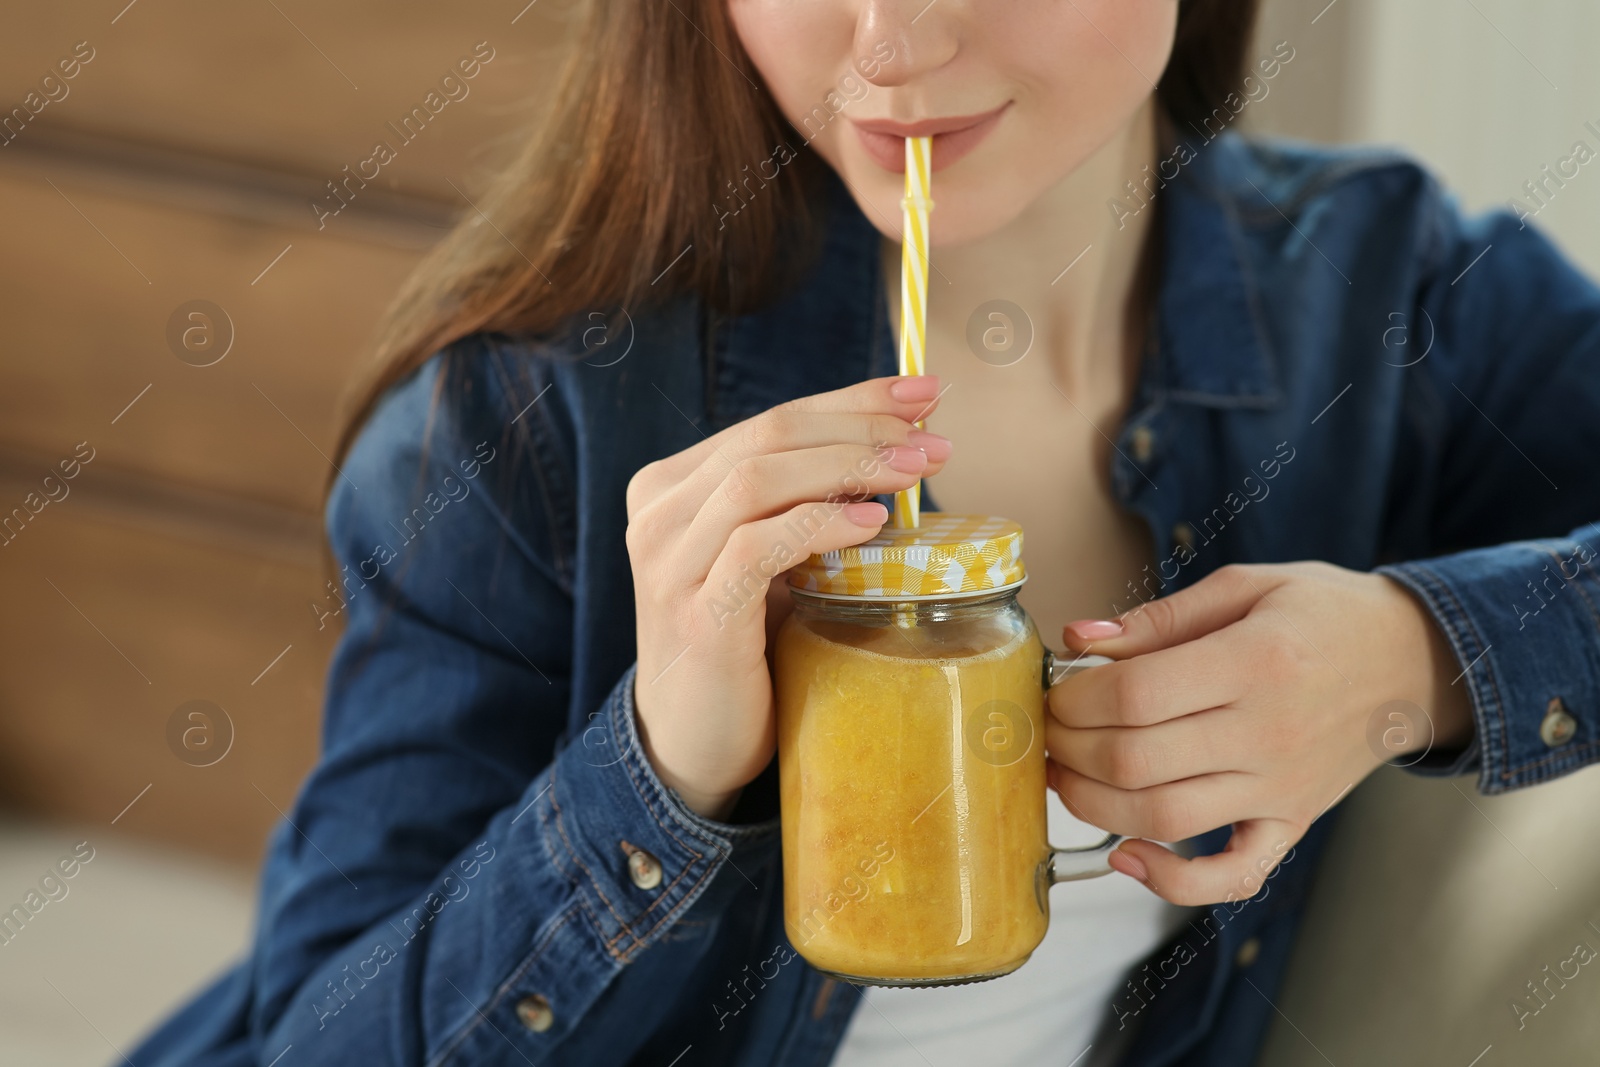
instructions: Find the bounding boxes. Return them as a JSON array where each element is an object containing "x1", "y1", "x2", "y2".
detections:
[{"x1": 829, "y1": 794, "x2": 1198, "y2": 1067}]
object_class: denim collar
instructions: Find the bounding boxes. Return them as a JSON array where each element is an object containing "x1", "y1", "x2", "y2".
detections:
[
  {"x1": 712, "y1": 131, "x2": 1284, "y2": 421},
  {"x1": 1153, "y1": 133, "x2": 1284, "y2": 409}
]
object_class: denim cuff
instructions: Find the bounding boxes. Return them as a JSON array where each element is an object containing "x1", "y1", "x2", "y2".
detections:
[
  {"x1": 1376, "y1": 530, "x2": 1600, "y2": 794},
  {"x1": 540, "y1": 663, "x2": 779, "y2": 962}
]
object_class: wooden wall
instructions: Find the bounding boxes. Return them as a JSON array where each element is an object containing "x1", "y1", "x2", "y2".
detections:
[{"x1": 0, "y1": 1, "x2": 574, "y2": 864}]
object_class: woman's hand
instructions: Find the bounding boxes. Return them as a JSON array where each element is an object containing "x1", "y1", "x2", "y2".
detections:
[
  {"x1": 1045, "y1": 561, "x2": 1474, "y2": 906},
  {"x1": 626, "y1": 376, "x2": 951, "y2": 820}
]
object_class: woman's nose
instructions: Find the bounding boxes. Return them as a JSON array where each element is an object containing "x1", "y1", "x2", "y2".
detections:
[{"x1": 854, "y1": 0, "x2": 960, "y2": 87}]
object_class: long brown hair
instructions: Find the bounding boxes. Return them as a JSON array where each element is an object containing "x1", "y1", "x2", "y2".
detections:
[{"x1": 333, "y1": 0, "x2": 1261, "y2": 468}]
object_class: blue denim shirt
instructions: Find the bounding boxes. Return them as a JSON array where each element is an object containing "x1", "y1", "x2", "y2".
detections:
[{"x1": 128, "y1": 132, "x2": 1600, "y2": 1067}]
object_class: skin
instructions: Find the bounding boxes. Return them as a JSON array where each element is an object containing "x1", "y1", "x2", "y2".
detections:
[
  {"x1": 630, "y1": 0, "x2": 1476, "y2": 906},
  {"x1": 630, "y1": 378, "x2": 952, "y2": 819}
]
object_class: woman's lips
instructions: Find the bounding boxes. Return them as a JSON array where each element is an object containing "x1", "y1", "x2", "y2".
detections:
[{"x1": 850, "y1": 103, "x2": 1011, "y2": 173}]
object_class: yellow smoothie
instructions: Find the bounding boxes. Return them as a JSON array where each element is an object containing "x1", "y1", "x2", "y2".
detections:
[{"x1": 774, "y1": 605, "x2": 1050, "y2": 982}]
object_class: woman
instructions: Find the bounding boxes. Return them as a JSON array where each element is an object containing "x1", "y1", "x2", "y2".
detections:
[{"x1": 130, "y1": 1, "x2": 1600, "y2": 1065}]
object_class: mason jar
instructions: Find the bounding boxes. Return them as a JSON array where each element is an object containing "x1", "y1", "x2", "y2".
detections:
[{"x1": 774, "y1": 513, "x2": 1119, "y2": 986}]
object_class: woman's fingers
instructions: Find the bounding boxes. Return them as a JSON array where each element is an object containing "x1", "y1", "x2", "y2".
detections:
[
  {"x1": 1048, "y1": 626, "x2": 1244, "y2": 729},
  {"x1": 1045, "y1": 706, "x2": 1255, "y2": 790},
  {"x1": 628, "y1": 377, "x2": 949, "y2": 814},
  {"x1": 1047, "y1": 761, "x2": 1261, "y2": 845},
  {"x1": 673, "y1": 442, "x2": 929, "y2": 580},
  {"x1": 1062, "y1": 563, "x2": 1278, "y2": 657},
  {"x1": 653, "y1": 413, "x2": 948, "y2": 536},
  {"x1": 638, "y1": 375, "x2": 946, "y2": 500},
  {"x1": 696, "y1": 498, "x2": 889, "y2": 638},
  {"x1": 1111, "y1": 818, "x2": 1302, "y2": 908}
]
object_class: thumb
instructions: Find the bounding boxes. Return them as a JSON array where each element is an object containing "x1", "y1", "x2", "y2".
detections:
[{"x1": 1063, "y1": 564, "x2": 1270, "y2": 656}]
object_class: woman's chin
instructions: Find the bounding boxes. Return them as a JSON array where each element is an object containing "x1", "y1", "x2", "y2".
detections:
[
  {"x1": 826, "y1": 140, "x2": 1032, "y2": 248},
  {"x1": 843, "y1": 169, "x2": 1030, "y2": 249}
]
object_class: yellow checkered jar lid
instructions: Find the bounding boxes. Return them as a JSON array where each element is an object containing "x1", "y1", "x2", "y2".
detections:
[{"x1": 787, "y1": 512, "x2": 1027, "y2": 600}]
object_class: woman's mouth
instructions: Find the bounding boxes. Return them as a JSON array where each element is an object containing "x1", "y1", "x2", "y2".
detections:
[{"x1": 849, "y1": 102, "x2": 1011, "y2": 173}]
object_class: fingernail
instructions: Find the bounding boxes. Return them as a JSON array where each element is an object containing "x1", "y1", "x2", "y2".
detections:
[
  {"x1": 905, "y1": 429, "x2": 952, "y2": 463},
  {"x1": 888, "y1": 375, "x2": 940, "y2": 402},
  {"x1": 1110, "y1": 847, "x2": 1148, "y2": 883},
  {"x1": 843, "y1": 501, "x2": 888, "y2": 527},
  {"x1": 880, "y1": 445, "x2": 929, "y2": 474},
  {"x1": 1066, "y1": 619, "x2": 1123, "y2": 641}
]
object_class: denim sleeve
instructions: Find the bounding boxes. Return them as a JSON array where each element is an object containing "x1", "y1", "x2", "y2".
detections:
[
  {"x1": 1375, "y1": 189, "x2": 1600, "y2": 795},
  {"x1": 247, "y1": 349, "x2": 778, "y2": 1065}
]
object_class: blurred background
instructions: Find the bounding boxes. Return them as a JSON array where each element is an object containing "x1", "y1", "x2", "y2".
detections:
[{"x1": 1, "y1": 1, "x2": 1597, "y2": 1064}]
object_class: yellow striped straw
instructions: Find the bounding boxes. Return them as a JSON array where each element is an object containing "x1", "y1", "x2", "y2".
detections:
[{"x1": 893, "y1": 135, "x2": 933, "y2": 529}]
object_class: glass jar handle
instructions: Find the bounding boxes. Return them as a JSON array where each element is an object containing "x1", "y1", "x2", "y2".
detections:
[
  {"x1": 1042, "y1": 648, "x2": 1115, "y2": 688},
  {"x1": 1042, "y1": 649, "x2": 1124, "y2": 884}
]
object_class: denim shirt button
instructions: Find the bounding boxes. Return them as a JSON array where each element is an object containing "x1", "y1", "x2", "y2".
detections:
[
  {"x1": 1131, "y1": 424, "x2": 1156, "y2": 465},
  {"x1": 1172, "y1": 522, "x2": 1196, "y2": 553},
  {"x1": 628, "y1": 847, "x2": 664, "y2": 890},
  {"x1": 515, "y1": 994, "x2": 554, "y2": 1033},
  {"x1": 1540, "y1": 698, "x2": 1578, "y2": 747},
  {"x1": 1235, "y1": 937, "x2": 1261, "y2": 969}
]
